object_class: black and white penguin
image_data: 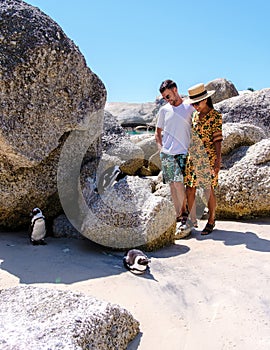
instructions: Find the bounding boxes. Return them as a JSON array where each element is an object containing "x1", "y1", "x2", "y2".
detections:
[
  {"x1": 95, "y1": 165, "x2": 126, "y2": 194},
  {"x1": 29, "y1": 207, "x2": 47, "y2": 245},
  {"x1": 123, "y1": 249, "x2": 150, "y2": 274}
]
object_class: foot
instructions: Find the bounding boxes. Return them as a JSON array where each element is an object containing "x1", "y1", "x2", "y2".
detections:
[
  {"x1": 175, "y1": 224, "x2": 192, "y2": 239},
  {"x1": 31, "y1": 239, "x2": 47, "y2": 245},
  {"x1": 39, "y1": 239, "x2": 47, "y2": 245},
  {"x1": 179, "y1": 218, "x2": 193, "y2": 231},
  {"x1": 175, "y1": 229, "x2": 192, "y2": 239},
  {"x1": 176, "y1": 212, "x2": 188, "y2": 223},
  {"x1": 201, "y1": 222, "x2": 215, "y2": 235},
  {"x1": 190, "y1": 218, "x2": 198, "y2": 228}
]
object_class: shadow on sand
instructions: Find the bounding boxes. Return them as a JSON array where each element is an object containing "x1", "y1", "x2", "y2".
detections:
[
  {"x1": 0, "y1": 230, "x2": 190, "y2": 285},
  {"x1": 193, "y1": 225, "x2": 270, "y2": 253},
  {"x1": 0, "y1": 231, "x2": 127, "y2": 285}
]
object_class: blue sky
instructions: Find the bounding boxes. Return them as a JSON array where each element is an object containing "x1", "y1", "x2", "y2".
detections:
[{"x1": 27, "y1": 0, "x2": 270, "y2": 102}]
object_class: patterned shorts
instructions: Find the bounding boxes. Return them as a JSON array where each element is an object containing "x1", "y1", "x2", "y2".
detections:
[{"x1": 160, "y1": 152, "x2": 186, "y2": 183}]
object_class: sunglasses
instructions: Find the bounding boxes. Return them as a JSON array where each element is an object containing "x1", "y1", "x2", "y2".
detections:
[
  {"x1": 192, "y1": 98, "x2": 207, "y2": 107},
  {"x1": 191, "y1": 101, "x2": 201, "y2": 106}
]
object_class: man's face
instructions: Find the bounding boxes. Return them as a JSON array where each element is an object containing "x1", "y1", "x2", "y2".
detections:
[{"x1": 161, "y1": 87, "x2": 179, "y2": 106}]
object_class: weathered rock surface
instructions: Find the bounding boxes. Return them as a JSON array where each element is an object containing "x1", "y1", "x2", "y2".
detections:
[
  {"x1": 216, "y1": 139, "x2": 270, "y2": 218},
  {"x1": 53, "y1": 213, "x2": 82, "y2": 239},
  {"x1": 205, "y1": 78, "x2": 239, "y2": 104},
  {"x1": 0, "y1": 0, "x2": 106, "y2": 228},
  {"x1": 102, "y1": 111, "x2": 145, "y2": 174},
  {"x1": 0, "y1": 285, "x2": 139, "y2": 350},
  {"x1": 80, "y1": 176, "x2": 176, "y2": 250},
  {"x1": 105, "y1": 101, "x2": 157, "y2": 126},
  {"x1": 135, "y1": 135, "x2": 159, "y2": 161},
  {"x1": 213, "y1": 88, "x2": 270, "y2": 218},
  {"x1": 216, "y1": 88, "x2": 270, "y2": 136},
  {"x1": 222, "y1": 123, "x2": 266, "y2": 155}
]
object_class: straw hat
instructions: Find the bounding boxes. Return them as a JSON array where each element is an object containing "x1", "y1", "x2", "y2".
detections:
[{"x1": 185, "y1": 83, "x2": 215, "y2": 104}]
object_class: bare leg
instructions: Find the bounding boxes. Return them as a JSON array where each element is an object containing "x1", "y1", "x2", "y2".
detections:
[
  {"x1": 169, "y1": 182, "x2": 186, "y2": 217},
  {"x1": 186, "y1": 186, "x2": 196, "y2": 222},
  {"x1": 207, "y1": 187, "x2": 216, "y2": 224},
  {"x1": 201, "y1": 186, "x2": 216, "y2": 235}
]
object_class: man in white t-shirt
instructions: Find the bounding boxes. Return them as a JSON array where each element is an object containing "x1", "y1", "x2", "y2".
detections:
[{"x1": 155, "y1": 79, "x2": 194, "y2": 223}]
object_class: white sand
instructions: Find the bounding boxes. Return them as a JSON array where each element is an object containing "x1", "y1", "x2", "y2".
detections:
[{"x1": 0, "y1": 219, "x2": 270, "y2": 350}]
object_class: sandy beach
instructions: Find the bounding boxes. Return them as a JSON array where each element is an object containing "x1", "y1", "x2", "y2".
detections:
[{"x1": 1, "y1": 218, "x2": 270, "y2": 350}]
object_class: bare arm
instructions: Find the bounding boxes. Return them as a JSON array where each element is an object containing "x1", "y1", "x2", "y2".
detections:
[
  {"x1": 212, "y1": 115, "x2": 223, "y2": 175},
  {"x1": 155, "y1": 127, "x2": 163, "y2": 152},
  {"x1": 214, "y1": 141, "x2": 222, "y2": 174}
]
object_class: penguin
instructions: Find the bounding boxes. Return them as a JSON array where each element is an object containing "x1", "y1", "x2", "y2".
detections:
[
  {"x1": 123, "y1": 249, "x2": 150, "y2": 274},
  {"x1": 95, "y1": 165, "x2": 126, "y2": 194},
  {"x1": 29, "y1": 207, "x2": 47, "y2": 245}
]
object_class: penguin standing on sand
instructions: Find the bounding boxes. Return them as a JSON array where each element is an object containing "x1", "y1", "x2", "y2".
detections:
[
  {"x1": 123, "y1": 249, "x2": 150, "y2": 274},
  {"x1": 29, "y1": 208, "x2": 47, "y2": 245}
]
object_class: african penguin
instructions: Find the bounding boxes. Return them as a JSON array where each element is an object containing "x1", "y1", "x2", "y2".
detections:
[
  {"x1": 29, "y1": 207, "x2": 47, "y2": 245},
  {"x1": 95, "y1": 165, "x2": 126, "y2": 194},
  {"x1": 123, "y1": 249, "x2": 150, "y2": 274}
]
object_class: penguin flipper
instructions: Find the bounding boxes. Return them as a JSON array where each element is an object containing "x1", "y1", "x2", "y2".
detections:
[
  {"x1": 28, "y1": 224, "x2": 33, "y2": 239},
  {"x1": 123, "y1": 257, "x2": 130, "y2": 271}
]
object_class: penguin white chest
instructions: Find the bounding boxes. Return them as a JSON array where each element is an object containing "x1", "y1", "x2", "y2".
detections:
[{"x1": 31, "y1": 219, "x2": 46, "y2": 241}]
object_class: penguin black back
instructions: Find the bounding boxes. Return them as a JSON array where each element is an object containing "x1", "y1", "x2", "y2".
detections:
[{"x1": 123, "y1": 249, "x2": 150, "y2": 274}]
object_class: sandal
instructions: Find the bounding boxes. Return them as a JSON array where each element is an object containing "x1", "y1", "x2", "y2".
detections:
[
  {"x1": 175, "y1": 227, "x2": 192, "y2": 239},
  {"x1": 201, "y1": 222, "x2": 215, "y2": 235},
  {"x1": 176, "y1": 212, "x2": 188, "y2": 223},
  {"x1": 175, "y1": 218, "x2": 193, "y2": 239},
  {"x1": 179, "y1": 218, "x2": 193, "y2": 231}
]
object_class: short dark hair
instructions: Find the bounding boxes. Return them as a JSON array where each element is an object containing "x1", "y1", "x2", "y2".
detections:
[{"x1": 159, "y1": 79, "x2": 177, "y2": 93}]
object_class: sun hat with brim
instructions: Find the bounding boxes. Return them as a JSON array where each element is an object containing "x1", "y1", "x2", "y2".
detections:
[{"x1": 185, "y1": 83, "x2": 215, "y2": 104}]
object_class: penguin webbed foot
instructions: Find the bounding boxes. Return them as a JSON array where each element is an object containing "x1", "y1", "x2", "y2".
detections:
[{"x1": 30, "y1": 239, "x2": 47, "y2": 246}]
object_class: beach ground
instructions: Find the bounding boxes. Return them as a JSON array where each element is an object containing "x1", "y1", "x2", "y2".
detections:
[{"x1": 1, "y1": 218, "x2": 270, "y2": 350}]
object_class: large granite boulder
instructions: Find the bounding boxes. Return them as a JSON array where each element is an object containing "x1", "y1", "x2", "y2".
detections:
[
  {"x1": 209, "y1": 87, "x2": 270, "y2": 219},
  {"x1": 216, "y1": 88, "x2": 270, "y2": 136},
  {"x1": 216, "y1": 139, "x2": 270, "y2": 218},
  {"x1": 79, "y1": 176, "x2": 176, "y2": 251},
  {"x1": 222, "y1": 123, "x2": 266, "y2": 155},
  {"x1": 128, "y1": 134, "x2": 161, "y2": 176},
  {"x1": 0, "y1": 285, "x2": 139, "y2": 349},
  {"x1": 105, "y1": 101, "x2": 157, "y2": 126},
  {"x1": 53, "y1": 213, "x2": 82, "y2": 239},
  {"x1": 102, "y1": 111, "x2": 145, "y2": 175},
  {"x1": 205, "y1": 78, "x2": 239, "y2": 104},
  {"x1": 135, "y1": 135, "x2": 159, "y2": 161},
  {"x1": 0, "y1": 0, "x2": 106, "y2": 228}
]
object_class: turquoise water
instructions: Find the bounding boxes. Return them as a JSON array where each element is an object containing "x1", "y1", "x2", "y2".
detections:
[{"x1": 128, "y1": 130, "x2": 155, "y2": 135}]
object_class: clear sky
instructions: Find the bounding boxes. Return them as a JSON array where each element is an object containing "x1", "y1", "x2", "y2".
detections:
[{"x1": 27, "y1": 0, "x2": 270, "y2": 102}]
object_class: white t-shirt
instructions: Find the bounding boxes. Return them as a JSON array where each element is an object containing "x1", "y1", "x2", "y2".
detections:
[{"x1": 156, "y1": 102, "x2": 194, "y2": 155}]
